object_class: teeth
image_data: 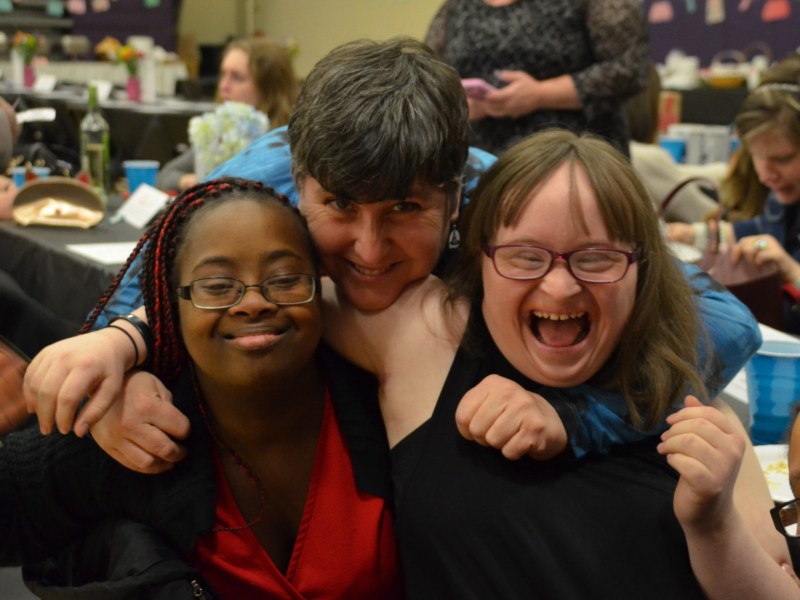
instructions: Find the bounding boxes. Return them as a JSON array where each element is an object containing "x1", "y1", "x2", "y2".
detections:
[
  {"x1": 532, "y1": 311, "x2": 585, "y2": 321},
  {"x1": 352, "y1": 264, "x2": 390, "y2": 276}
]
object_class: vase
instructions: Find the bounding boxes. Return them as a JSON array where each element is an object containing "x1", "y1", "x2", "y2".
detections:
[
  {"x1": 23, "y1": 65, "x2": 35, "y2": 88},
  {"x1": 126, "y1": 76, "x2": 141, "y2": 102}
]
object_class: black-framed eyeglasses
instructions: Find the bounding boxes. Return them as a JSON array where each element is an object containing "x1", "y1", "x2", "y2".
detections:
[
  {"x1": 177, "y1": 274, "x2": 317, "y2": 310},
  {"x1": 483, "y1": 244, "x2": 640, "y2": 284},
  {"x1": 771, "y1": 498, "x2": 800, "y2": 538}
]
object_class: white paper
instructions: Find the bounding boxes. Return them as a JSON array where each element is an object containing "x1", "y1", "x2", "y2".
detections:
[
  {"x1": 66, "y1": 242, "x2": 137, "y2": 265},
  {"x1": 111, "y1": 183, "x2": 170, "y2": 229},
  {"x1": 90, "y1": 79, "x2": 114, "y2": 102},
  {"x1": 33, "y1": 73, "x2": 58, "y2": 93}
]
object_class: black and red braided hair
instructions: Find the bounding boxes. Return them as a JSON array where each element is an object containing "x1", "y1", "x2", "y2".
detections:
[{"x1": 82, "y1": 177, "x2": 307, "y2": 385}]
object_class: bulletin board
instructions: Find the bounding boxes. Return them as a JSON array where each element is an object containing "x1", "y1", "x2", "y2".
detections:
[{"x1": 645, "y1": 0, "x2": 800, "y2": 66}]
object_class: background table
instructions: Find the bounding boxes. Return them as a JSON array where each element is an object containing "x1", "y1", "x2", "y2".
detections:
[
  {"x1": 3, "y1": 86, "x2": 215, "y2": 169},
  {"x1": 0, "y1": 60, "x2": 189, "y2": 97},
  {"x1": 0, "y1": 204, "x2": 143, "y2": 325}
]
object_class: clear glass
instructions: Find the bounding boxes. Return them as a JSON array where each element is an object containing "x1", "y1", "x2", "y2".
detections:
[
  {"x1": 80, "y1": 85, "x2": 110, "y2": 199},
  {"x1": 484, "y1": 245, "x2": 639, "y2": 284},
  {"x1": 178, "y1": 274, "x2": 317, "y2": 309}
]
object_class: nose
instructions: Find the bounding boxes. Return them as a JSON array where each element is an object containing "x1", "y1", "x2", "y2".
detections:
[
  {"x1": 351, "y1": 216, "x2": 389, "y2": 265},
  {"x1": 537, "y1": 260, "x2": 582, "y2": 298},
  {"x1": 752, "y1": 156, "x2": 777, "y2": 186},
  {"x1": 217, "y1": 77, "x2": 231, "y2": 97},
  {"x1": 231, "y1": 285, "x2": 277, "y2": 314}
]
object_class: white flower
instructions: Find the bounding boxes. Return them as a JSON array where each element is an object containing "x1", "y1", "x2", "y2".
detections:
[{"x1": 189, "y1": 101, "x2": 270, "y2": 178}]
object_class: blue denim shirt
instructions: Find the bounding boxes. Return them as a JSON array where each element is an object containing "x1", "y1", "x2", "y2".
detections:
[
  {"x1": 732, "y1": 192, "x2": 800, "y2": 333},
  {"x1": 94, "y1": 126, "x2": 760, "y2": 458}
]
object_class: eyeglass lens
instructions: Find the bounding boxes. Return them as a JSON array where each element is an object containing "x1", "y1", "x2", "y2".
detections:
[
  {"x1": 189, "y1": 275, "x2": 315, "y2": 308},
  {"x1": 491, "y1": 247, "x2": 631, "y2": 283}
]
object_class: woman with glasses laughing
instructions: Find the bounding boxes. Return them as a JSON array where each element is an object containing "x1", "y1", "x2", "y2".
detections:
[{"x1": 317, "y1": 128, "x2": 798, "y2": 598}]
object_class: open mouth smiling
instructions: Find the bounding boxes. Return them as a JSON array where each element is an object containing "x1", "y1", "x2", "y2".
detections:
[
  {"x1": 349, "y1": 262, "x2": 394, "y2": 277},
  {"x1": 530, "y1": 311, "x2": 590, "y2": 347}
]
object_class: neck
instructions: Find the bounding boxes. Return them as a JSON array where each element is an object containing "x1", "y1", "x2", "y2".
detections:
[{"x1": 197, "y1": 360, "x2": 325, "y2": 449}]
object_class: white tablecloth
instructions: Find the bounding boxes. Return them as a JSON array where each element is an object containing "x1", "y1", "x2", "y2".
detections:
[{"x1": 0, "y1": 60, "x2": 189, "y2": 96}]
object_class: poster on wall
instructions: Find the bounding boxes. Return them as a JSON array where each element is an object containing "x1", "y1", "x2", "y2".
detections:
[{"x1": 645, "y1": 0, "x2": 799, "y2": 66}]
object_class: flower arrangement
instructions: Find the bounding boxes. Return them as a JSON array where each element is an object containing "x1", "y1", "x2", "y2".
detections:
[
  {"x1": 116, "y1": 44, "x2": 144, "y2": 77},
  {"x1": 12, "y1": 32, "x2": 39, "y2": 65},
  {"x1": 189, "y1": 102, "x2": 270, "y2": 179}
]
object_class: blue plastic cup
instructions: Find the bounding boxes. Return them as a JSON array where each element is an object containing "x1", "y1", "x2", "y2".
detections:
[
  {"x1": 12, "y1": 166, "x2": 50, "y2": 187},
  {"x1": 658, "y1": 135, "x2": 687, "y2": 163},
  {"x1": 745, "y1": 339, "x2": 800, "y2": 444},
  {"x1": 123, "y1": 160, "x2": 160, "y2": 195}
]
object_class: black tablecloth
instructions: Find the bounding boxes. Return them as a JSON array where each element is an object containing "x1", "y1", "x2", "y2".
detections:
[{"x1": 0, "y1": 204, "x2": 143, "y2": 325}]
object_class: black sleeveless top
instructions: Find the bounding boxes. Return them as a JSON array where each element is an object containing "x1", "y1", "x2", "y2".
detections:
[{"x1": 391, "y1": 313, "x2": 705, "y2": 599}]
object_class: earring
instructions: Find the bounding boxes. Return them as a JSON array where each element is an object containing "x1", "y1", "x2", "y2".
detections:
[{"x1": 447, "y1": 223, "x2": 461, "y2": 249}]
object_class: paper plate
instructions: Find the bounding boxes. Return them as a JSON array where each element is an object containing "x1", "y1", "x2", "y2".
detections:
[{"x1": 754, "y1": 444, "x2": 793, "y2": 503}]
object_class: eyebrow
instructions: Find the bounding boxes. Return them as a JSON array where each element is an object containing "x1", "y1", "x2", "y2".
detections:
[{"x1": 191, "y1": 249, "x2": 308, "y2": 273}]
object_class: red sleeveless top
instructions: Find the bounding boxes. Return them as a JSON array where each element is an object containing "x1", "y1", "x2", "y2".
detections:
[{"x1": 192, "y1": 389, "x2": 401, "y2": 599}]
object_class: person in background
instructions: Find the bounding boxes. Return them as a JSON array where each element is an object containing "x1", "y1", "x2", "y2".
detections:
[
  {"x1": 627, "y1": 63, "x2": 723, "y2": 223},
  {"x1": 424, "y1": 0, "x2": 649, "y2": 156},
  {"x1": 667, "y1": 53, "x2": 800, "y2": 333},
  {"x1": 156, "y1": 37, "x2": 299, "y2": 193},
  {"x1": 0, "y1": 97, "x2": 20, "y2": 220},
  {"x1": 718, "y1": 145, "x2": 770, "y2": 221},
  {"x1": 1, "y1": 178, "x2": 400, "y2": 598}
]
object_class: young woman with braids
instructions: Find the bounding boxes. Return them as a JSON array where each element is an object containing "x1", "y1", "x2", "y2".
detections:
[{"x1": 0, "y1": 177, "x2": 400, "y2": 598}]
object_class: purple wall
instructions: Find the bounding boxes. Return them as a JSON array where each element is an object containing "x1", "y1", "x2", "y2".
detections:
[
  {"x1": 645, "y1": 0, "x2": 800, "y2": 67},
  {"x1": 70, "y1": 0, "x2": 180, "y2": 52}
]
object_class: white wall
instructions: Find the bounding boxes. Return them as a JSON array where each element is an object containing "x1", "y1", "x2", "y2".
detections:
[{"x1": 178, "y1": 0, "x2": 443, "y2": 77}]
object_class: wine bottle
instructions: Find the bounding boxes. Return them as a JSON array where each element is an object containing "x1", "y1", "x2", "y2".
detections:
[{"x1": 79, "y1": 85, "x2": 110, "y2": 202}]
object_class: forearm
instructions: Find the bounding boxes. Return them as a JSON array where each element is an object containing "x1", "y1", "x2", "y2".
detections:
[
  {"x1": 533, "y1": 75, "x2": 581, "y2": 111},
  {"x1": 684, "y1": 514, "x2": 799, "y2": 600}
]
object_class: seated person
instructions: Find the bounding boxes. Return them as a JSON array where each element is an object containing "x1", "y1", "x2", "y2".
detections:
[
  {"x1": 626, "y1": 63, "x2": 724, "y2": 223},
  {"x1": 0, "y1": 97, "x2": 20, "y2": 220},
  {"x1": 157, "y1": 37, "x2": 299, "y2": 193},
  {"x1": 667, "y1": 58, "x2": 800, "y2": 333}
]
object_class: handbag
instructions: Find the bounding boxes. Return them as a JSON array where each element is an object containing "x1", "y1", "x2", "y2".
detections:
[{"x1": 662, "y1": 177, "x2": 785, "y2": 329}]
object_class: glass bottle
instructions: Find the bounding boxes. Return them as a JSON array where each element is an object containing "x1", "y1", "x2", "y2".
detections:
[{"x1": 80, "y1": 85, "x2": 110, "y2": 202}]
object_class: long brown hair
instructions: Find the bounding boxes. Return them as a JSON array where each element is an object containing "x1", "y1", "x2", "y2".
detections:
[
  {"x1": 222, "y1": 38, "x2": 299, "y2": 129},
  {"x1": 447, "y1": 129, "x2": 709, "y2": 428}
]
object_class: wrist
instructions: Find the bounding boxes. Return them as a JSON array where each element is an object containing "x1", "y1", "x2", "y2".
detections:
[
  {"x1": 108, "y1": 313, "x2": 152, "y2": 369},
  {"x1": 690, "y1": 222, "x2": 706, "y2": 250}
]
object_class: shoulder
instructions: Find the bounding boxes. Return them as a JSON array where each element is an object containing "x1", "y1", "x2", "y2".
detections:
[
  {"x1": 209, "y1": 126, "x2": 298, "y2": 205},
  {"x1": 463, "y1": 146, "x2": 497, "y2": 199}
]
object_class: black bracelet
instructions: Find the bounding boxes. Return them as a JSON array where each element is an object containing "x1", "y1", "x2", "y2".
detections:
[
  {"x1": 106, "y1": 324, "x2": 139, "y2": 370},
  {"x1": 109, "y1": 313, "x2": 152, "y2": 368}
]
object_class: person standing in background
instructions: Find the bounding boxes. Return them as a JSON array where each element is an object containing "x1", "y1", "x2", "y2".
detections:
[
  {"x1": 626, "y1": 63, "x2": 724, "y2": 223},
  {"x1": 157, "y1": 37, "x2": 299, "y2": 193},
  {"x1": 425, "y1": 0, "x2": 649, "y2": 156}
]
